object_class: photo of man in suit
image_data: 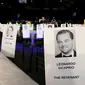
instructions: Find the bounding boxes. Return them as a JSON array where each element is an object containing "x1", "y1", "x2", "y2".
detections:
[{"x1": 55, "y1": 29, "x2": 76, "y2": 58}]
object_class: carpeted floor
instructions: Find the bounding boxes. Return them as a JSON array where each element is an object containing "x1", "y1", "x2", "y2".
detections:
[{"x1": 0, "y1": 42, "x2": 45, "y2": 85}]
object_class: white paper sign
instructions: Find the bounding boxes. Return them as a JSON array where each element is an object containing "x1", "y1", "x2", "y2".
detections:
[
  {"x1": 27, "y1": 24, "x2": 34, "y2": 31},
  {"x1": 67, "y1": 24, "x2": 72, "y2": 27},
  {"x1": 22, "y1": 24, "x2": 30, "y2": 38},
  {"x1": 36, "y1": 24, "x2": 44, "y2": 38},
  {"x1": 72, "y1": 24, "x2": 83, "y2": 27},
  {"x1": 61, "y1": 24, "x2": 66, "y2": 27},
  {"x1": 1, "y1": 24, "x2": 17, "y2": 58},
  {"x1": 44, "y1": 27, "x2": 85, "y2": 85}
]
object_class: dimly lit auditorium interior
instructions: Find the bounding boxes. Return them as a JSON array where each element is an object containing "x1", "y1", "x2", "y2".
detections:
[{"x1": 0, "y1": 0, "x2": 85, "y2": 85}]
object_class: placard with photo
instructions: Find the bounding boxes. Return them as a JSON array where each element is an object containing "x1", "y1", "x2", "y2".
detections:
[
  {"x1": 1, "y1": 24, "x2": 17, "y2": 58},
  {"x1": 44, "y1": 27, "x2": 85, "y2": 85}
]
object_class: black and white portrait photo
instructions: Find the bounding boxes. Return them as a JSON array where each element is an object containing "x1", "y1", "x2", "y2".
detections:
[
  {"x1": 6, "y1": 26, "x2": 14, "y2": 37},
  {"x1": 55, "y1": 29, "x2": 77, "y2": 58}
]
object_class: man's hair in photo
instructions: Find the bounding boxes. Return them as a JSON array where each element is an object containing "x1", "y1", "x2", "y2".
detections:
[
  {"x1": 48, "y1": 25, "x2": 52, "y2": 28},
  {"x1": 56, "y1": 30, "x2": 74, "y2": 41}
]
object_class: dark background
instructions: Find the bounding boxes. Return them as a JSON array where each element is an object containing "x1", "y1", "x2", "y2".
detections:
[{"x1": 0, "y1": 0, "x2": 85, "y2": 23}]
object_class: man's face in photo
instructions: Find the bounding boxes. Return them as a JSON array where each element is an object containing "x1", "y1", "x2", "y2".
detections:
[{"x1": 57, "y1": 32, "x2": 73, "y2": 54}]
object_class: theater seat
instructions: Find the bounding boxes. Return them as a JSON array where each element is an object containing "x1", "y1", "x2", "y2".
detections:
[
  {"x1": 22, "y1": 38, "x2": 32, "y2": 73},
  {"x1": 34, "y1": 38, "x2": 43, "y2": 48},
  {"x1": 34, "y1": 38, "x2": 44, "y2": 71}
]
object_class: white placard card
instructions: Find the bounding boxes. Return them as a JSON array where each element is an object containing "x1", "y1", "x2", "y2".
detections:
[
  {"x1": 67, "y1": 24, "x2": 72, "y2": 27},
  {"x1": 1, "y1": 24, "x2": 17, "y2": 58},
  {"x1": 44, "y1": 27, "x2": 85, "y2": 85},
  {"x1": 61, "y1": 24, "x2": 66, "y2": 27},
  {"x1": 22, "y1": 24, "x2": 30, "y2": 38},
  {"x1": 36, "y1": 24, "x2": 44, "y2": 38},
  {"x1": 72, "y1": 24, "x2": 83, "y2": 27},
  {"x1": 28, "y1": 24, "x2": 34, "y2": 31}
]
